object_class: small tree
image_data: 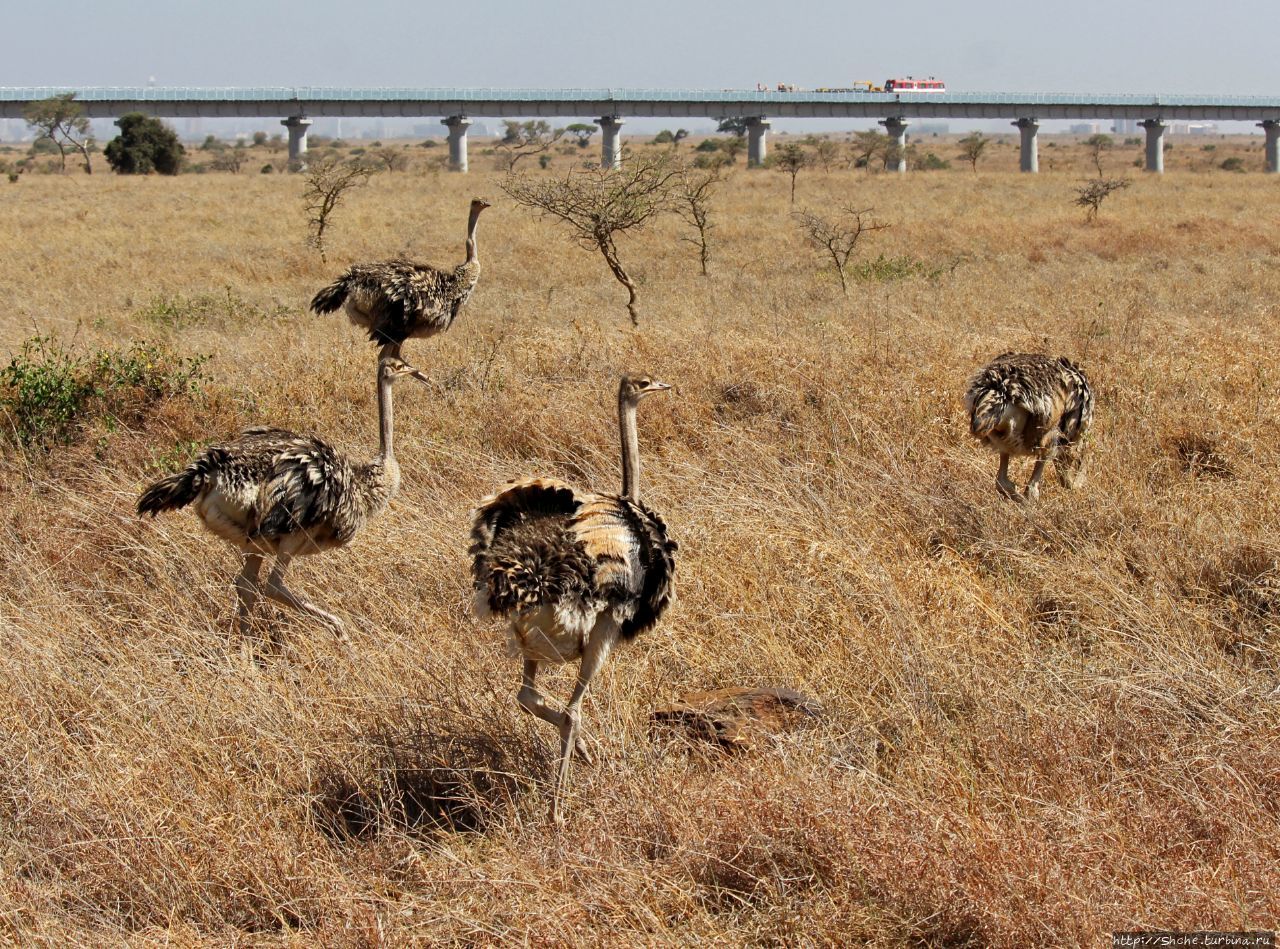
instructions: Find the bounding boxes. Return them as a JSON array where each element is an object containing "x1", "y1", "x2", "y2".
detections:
[
  {"x1": 565, "y1": 123, "x2": 596, "y2": 149},
  {"x1": 23, "y1": 93, "x2": 94, "y2": 174},
  {"x1": 768, "y1": 143, "x2": 808, "y2": 205},
  {"x1": 103, "y1": 113, "x2": 184, "y2": 175},
  {"x1": 495, "y1": 120, "x2": 565, "y2": 171},
  {"x1": 210, "y1": 149, "x2": 247, "y2": 173},
  {"x1": 673, "y1": 163, "x2": 723, "y2": 276},
  {"x1": 1084, "y1": 133, "x2": 1113, "y2": 176},
  {"x1": 794, "y1": 206, "x2": 890, "y2": 295},
  {"x1": 502, "y1": 153, "x2": 679, "y2": 325},
  {"x1": 720, "y1": 136, "x2": 747, "y2": 166},
  {"x1": 957, "y1": 132, "x2": 988, "y2": 173},
  {"x1": 810, "y1": 138, "x2": 841, "y2": 172},
  {"x1": 371, "y1": 147, "x2": 408, "y2": 172},
  {"x1": 1073, "y1": 177, "x2": 1129, "y2": 223},
  {"x1": 303, "y1": 157, "x2": 376, "y2": 261},
  {"x1": 850, "y1": 130, "x2": 889, "y2": 172}
]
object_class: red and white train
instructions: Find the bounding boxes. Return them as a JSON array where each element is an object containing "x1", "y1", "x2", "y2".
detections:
[{"x1": 883, "y1": 77, "x2": 947, "y2": 93}]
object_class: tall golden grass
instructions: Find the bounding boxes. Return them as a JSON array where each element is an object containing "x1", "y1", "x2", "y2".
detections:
[{"x1": 0, "y1": 147, "x2": 1277, "y2": 944}]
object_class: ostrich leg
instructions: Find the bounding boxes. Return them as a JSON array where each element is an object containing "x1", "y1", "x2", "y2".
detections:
[
  {"x1": 234, "y1": 553, "x2": 265, "y2": 635},
  {"x1": 996, "y1": 453, "x2": 1018, "y2": 499},
  {"x1": 262, "y1": 552, "x2": 346, "y2": 637},
  {"x1": 517, "y1": 660, "x2": 596, "y2": 764},
  {"x1": 550, "y1": 620, "x2": 619, "y2": 825}
]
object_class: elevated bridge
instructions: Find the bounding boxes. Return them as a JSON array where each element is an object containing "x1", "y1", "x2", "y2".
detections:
[{"x1": 3, "y1": 86, "x2": 1278, "y2": 173}]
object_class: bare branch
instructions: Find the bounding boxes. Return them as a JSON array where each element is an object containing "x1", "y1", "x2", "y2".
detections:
[
  {"x1": 303, "y1": 157, "x2": 376, "y2": 261},
  {"x1": 793, "y1": 206, "x2": 890, "y2": 295},
  {"x1": 502, "y1": 153, "x2": 680, "y2": 325}
]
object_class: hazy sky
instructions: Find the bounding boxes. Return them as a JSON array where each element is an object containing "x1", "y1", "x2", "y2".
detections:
[{"x1": 2, "y1": 0, "x2": 1275, "y2": 96}]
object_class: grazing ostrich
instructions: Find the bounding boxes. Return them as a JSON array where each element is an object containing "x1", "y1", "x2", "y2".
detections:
[
  {"x1": 965, "y1": 352, "x2": 1094, "y2": 502},
  {"x1": 309, "y1": 198, "x2": 491, "y2": 385},
  {"x1": 469, "y1": 375, "x2": 677, "y2": 823},
  {"x1": 137, "y1": 351, "x2": 414, "y2": 638}
]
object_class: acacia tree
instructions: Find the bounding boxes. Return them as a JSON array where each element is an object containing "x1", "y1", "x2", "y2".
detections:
[
  {"x1": 495, "y1": 120, "x2": 565, "y2": 171},
  {"x1": 850, "y1": 130, "x2": 889, "y2": 172},
  {"x1": 672, "y1": 162, "x2": 724, "y2": 276},
  {"x1": 717, "y1": 117, "x2": 748, "y2": 137},
  {"x1": 24, "y1": 93, "x2": 94, "y2": 174},
  {"x1": 502, "y1": 153, "x2": 679, "y2": 325},
  {"x1": 1073, "y1": 177, "x2": 1129, "y2": 223},
  {"x1": 769, "y1": 143, "x2": 808, "y2": 205},
  {"x1": 794, "y1": 206, "x2": 890, "y2": 295},
  {"x1": 565, "y1": 123, "x2": 596, "y2": 149},
  {"x1": 958, "y1": 132, "x2": 988, "y2": 173},
  {"x1": 303, "y1": 157, "x2": 376, "y2": 261},
  {"x1": 1084, "y1": 133, "x2": 1113, "y2": 176}
]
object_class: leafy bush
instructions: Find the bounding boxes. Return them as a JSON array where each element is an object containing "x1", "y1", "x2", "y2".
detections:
[
  {"x1": 695, "y1": 139, "x2": 721, "y2": 153},
  {"x1": 916, "y1": 152, "x2": 951, "y2": 171},
  {"x1": 103, "y1": 113, "x2": 184, "y2": 175},
  {"x1": 1220, "y1": 157, "x2": 1245, "y2": 173},
  {"x1": 0, "y1": 335, "x2": 207, "y2": 449},
  {"x1": 849, "y1": 253, "x2": 946, "y2": 282}
]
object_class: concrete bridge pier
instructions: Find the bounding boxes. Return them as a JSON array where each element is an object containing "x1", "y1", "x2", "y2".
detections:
[
  {"x1": 879, "y1": 117, "x2": 909, "y2": 173},
  {"x1": 1013, "y1": 118, "x2": 1039, "y2": 172},
  {"x1": 596, "y1": 116, "x2": 624, "y2": 169},
  {"x1": 281, "y1": 115, "x2": 312, "y2": 169},
  {"x1": 1140, "y1": 119, "x2": 1166, "y2": 173},
  {"x1": 442, "y1": 115, "x2": 471, "y2": 172},
  {"x1": 1259, "y1": 120, "x2": 1280, "y2": 174},
  {"x1": 745, "y1": 117, "x2": 770, "y2": 167}
]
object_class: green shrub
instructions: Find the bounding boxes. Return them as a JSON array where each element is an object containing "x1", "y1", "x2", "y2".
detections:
[
  {"x1": 850, "y1": 253, "x2": 947, "y2": 283},
  {"x1": 1220, "y1": 157, "x2": 1245, "y2": 173},
  {"x1": 916, "y1": 152, "x2": 951, "y2": 171},
  {"x1": 0, "y1": 335, "x2": 207, "y2": 449},
  {"x1": 695, "y1": 139, "x2": 721, "y2": 153}
]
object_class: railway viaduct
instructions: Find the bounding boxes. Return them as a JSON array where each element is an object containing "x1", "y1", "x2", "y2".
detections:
[{"x1": 3, "y1": 86, "x2": 1278, "y2": 174}]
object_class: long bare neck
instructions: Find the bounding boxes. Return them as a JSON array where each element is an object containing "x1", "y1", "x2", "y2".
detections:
[
  {"x1": 618, "y1": 396, "x2": 641, "y2": 500},
  {"x1": 464, "y1": 205, "x2": 482, "y2": 264}
]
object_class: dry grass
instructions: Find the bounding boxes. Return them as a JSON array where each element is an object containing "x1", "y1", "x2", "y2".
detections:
[{"x1": 0, "y1": 151, "x2": 1278, "y2": 945}]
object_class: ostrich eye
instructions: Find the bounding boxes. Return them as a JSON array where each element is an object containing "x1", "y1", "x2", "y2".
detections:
[{"x1": 638, "y1": 378, "x2": 650, "y2": 388}]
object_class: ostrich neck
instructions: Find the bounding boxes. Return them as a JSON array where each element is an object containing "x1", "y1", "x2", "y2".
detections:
[
  {"x1": 464, "y1": 206, "x2": 482, "y2": 264},
  {"x1": 619, "y1": 397, "x2": 641, "y2": 500}
]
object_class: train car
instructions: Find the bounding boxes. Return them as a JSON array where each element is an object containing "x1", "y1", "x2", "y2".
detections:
[{"x1": 884, "y1": 77, "x2": 946, "y2": 93}]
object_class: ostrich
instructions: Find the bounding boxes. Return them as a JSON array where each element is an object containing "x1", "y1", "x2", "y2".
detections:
[
  {"x1": 137, "y1": 350, "x2": 414, "y2": 638},
  {"x1": 469, "y1": 375, "x2": 678, "y2": 823},
  {"x1": 310, "y1": 198, "x2": 491, "y2": 385},
  {"x1": 964, "y1": 352, "x2": 1094, "y2": 502}
]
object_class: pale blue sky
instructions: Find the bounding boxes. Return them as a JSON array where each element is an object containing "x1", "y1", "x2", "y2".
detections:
[{"x1": 2, "y1": 0, "x2": 1273, "y2": 96}]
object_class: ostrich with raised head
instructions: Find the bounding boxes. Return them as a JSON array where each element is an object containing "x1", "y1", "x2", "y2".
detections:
[
  {"x1": 310, "y1": 198, "x2": 491, "y2": 385},
  {"x1": 137, "y1": 351, "x2": 415, "y2": 638},
  {"x1": 965, "y1": 351, "x2": 1094, "y2": 501},
  {"x1": 469, "y1": 375, "x2": 678, "y2": 823}
]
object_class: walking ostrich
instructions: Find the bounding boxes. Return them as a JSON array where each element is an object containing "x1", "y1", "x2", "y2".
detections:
[
  {"x1": 137, "y1": 350, "x2": 414, "y2": 638},
  {"x1": 469, "y1": 375, "x2": 678, "y2": 823},
  {"x1": 964, "y1": 352, "x2": 1094, "y2": 501},
  {"x1": 310, "y1": 198, "x2": 491, "y2": 385}
]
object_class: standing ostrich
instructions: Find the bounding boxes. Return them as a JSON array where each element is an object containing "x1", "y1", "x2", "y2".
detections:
[
  {"x1": 964, "y1": 352, "x2": 1095, "y2": 501},
  {"x1": 137, "y1": 351, "x2": 414, "y2": 638},
  {"x1": 310, "y1": 198, "x2": 491, "y2": 384},
  {"x1": 469, "y1": 375, "x2": 678, "y2": 823}
]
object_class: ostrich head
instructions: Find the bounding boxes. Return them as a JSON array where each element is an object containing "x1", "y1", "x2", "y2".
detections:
[
  {"x1": 619, "y1": 374, "x2": 673, "y2": 404},
  {"x1": 470, "y1": 197, "x2": 492, "y2": 215}
]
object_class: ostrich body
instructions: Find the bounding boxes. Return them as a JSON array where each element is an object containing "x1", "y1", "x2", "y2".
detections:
[
  {"x1": 469, "y1": 376, "x2": 677, "y2": 823},
  {"x1": 137, "y1": 354, "x2": 412, "y2": 637},
  {"x1": 964, "y1": 352, "x2": 1094, "y2": 501},
  {"x1": 310, "y1": 198, "x2": 490, "y2": 384}
]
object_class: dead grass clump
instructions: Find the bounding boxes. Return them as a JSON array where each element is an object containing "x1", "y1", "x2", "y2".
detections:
[
  {"x1": 311, "y1": 710, "x2": 543, "y2": 839},
  {"x1": 1030, "y1": 593, "x2": 1094, "y2": 651},
  {"x1": 1192, "y1": 544, "x2": 1280, "y2": 665},
  {"x1": 1169, "y1": 429, "x2": 1235, "y2": 479}
]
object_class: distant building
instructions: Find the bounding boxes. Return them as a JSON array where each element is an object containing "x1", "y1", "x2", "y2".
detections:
[
  {"x1": 1069, "y1": 122, "x2": 1101, "y2": 135},
  {"x1": 1112, "y1": 118, "x2": 1137, "y2": 135}
]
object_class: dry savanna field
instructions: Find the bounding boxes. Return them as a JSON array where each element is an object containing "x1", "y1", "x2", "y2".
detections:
[{"x1": 0, "y1": 136, "x2": 1278, "y2": 945}]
